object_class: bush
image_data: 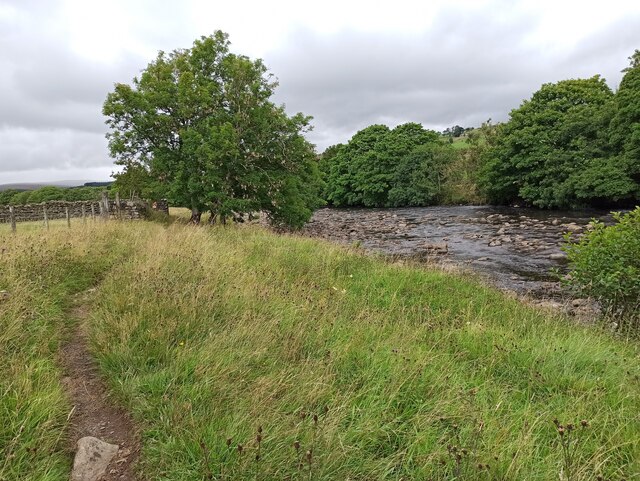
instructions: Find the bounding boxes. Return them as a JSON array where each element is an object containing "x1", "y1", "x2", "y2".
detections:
[{"x1": 563, "y1": 207, "x2": 640, "y2": 333}]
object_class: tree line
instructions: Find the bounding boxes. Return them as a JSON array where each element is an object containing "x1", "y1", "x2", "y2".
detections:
[
  {"x1": 5, "y1": 37, "x2": 635, "y2": 227},
  {"x1": 322, "y1": 50, "x2": 640, "y2": 210},
  {"x1": 0, "y1": 185, "x2": 111, "y2": 206}
]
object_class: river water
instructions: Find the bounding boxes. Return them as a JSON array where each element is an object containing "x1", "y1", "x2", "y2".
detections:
[{"x1": 303, "y1": 206, "x2": 618, "y2": 299}]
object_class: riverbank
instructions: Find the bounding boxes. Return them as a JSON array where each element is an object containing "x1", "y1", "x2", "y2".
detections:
[
  {"x1": 2, "y1": 221, "x2": 638, "y2": 480},
  {"x1": 302, "y1": 205, "x2": 616, "y2": 302}
]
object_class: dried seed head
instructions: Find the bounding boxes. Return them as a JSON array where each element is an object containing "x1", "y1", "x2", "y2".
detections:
[
  {"x1": 581, "y1": 420, "x2": 589, "y2": 428},
  {"x1": 301, "y1": 412, "x2": 307, "y2": 420},
  {"x1": 313, "y1": 414, "x2": 318, "y2": 425},
  {"x1": 293, "y1": 441, "x2": 300, "y2": 451},
  {"x1": 306, "y1": 450, "x2": 313, "y2": 463},
  {"x1": 552, "y1": 418, "x2": 560, "y2": 427},
  {"x1": 237, "y1": 444, "x2": 244, "y2": 453},
  {"x1": 557, "y1": 426, "x2": 565, "y2": 436},
  {"x1": 255, "y1": 453, "x2": 260, "y2": 461},
  {"x1": 226, "y1": 438, "x2": 232, "y2": 447},
  {"x1": 566, "y1": 423, "x2": 575, "y2": 431},
  {"x1": 256, "y1": 434, "x2": 262, "y2": 443},
  {"x1": 257, "y1": 425, "x2": 263, "y2": 434},
  {"x1": 323, "y1": 406, "x2": 329, "y2": 415}
]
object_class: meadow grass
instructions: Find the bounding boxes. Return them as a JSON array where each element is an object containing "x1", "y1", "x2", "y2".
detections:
[
  {"x1": 1, "y1": 221, "x2": 638, "y2": 480},
  {"x1": 87, "y1": 223, "x2": 638, "y2": 480},
  {"x1": 0, "y1": 217, "x2": 92, "y2": 234},
  {"x1": 0, "y1": 223, "x2": 137, "y2": 481}
]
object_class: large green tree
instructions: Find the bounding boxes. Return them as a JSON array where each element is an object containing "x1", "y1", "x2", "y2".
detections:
[
  {"x1": 481, "y1": 76, "x2": 619, "y2": 207},
  {"x1": 602, "y1": 50, "x2": 640, "y2": 200},
  {"x1": 324, "y1": 123, "x2": 443, "y2": 207},
  {"x1": 103, "y1": 32, "x2": 322, "y2": 227}
]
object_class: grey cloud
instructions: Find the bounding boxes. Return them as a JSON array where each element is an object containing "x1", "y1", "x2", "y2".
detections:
[
  {"x1": 266, "y1": 10, "x2": 640, "y2": 150},
  {"x1": 0, "y1": 128, "x2": 109, "y2": 173}
]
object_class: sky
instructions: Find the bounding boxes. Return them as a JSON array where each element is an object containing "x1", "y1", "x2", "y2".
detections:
[{"x1": 1, "y1": 0, "x2": 639, "y2": 184}]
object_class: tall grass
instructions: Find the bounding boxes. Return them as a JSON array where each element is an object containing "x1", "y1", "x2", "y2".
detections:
[
  {"x1": 83, "y1": 223, "x2": 639, "y2": 480},
  {"x1": 0, "y1": 224, "x2": 136, "y2": 481}
]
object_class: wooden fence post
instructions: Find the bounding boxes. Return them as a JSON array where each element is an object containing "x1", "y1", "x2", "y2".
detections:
[
  {"x1": 91, "y1": 203, "x2": 96, "y2": 221},
  {"x1": 101, "y1": 191, "x2": 109, "y2": 220},
  {"x1": 115, "y1": 192, "x2": 122, "y2": 220},
  {"x1": 81, "y1": 204, "x2": 87, "y2": 224},
  {"x1": 65, "y1": 207, "x2": 71, "y2": 228},
  {"x1": 43, "y1": 205, "x2": 49, "y2": 230},
  {"x1": 9, "y1": 206, "x2": 16, "y2": 233}
]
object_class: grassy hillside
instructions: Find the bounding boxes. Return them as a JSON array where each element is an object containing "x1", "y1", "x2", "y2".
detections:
[{"x1": 1, "y1": 221, "x2": 638, "y2": 480}]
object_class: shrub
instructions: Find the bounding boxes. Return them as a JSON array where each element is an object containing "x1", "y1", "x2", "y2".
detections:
[{"x1": 563, "y1": 207, "x2": 640, "y2": 333}]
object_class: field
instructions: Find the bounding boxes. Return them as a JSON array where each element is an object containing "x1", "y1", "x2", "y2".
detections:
[{"x1": 1, "y1": 220, "x2": 638, "y2": 480}]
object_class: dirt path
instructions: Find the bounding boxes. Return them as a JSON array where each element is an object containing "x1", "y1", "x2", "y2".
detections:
[{"x1": 60, "y1": 298, "x2": 141, "y2": 481}]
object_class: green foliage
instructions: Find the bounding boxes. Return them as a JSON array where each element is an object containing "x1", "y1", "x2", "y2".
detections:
[
  {"x1": 0, "y1": 186, "x2": 106, "y2": 205},
  {"x1": 440, "y1": 121, "x2": 496, "y2": 204},
  {"x1": 388, "y1": 143, "x2": 455, "y2": 206},
  {"x1": 607, "y1": 52, "x2": 640, "y2": 198},
  {"x1": 324, "y1": 123, "x2": 448, "y2": 207},
  {"x1": 563, "y1": 208, "x2": 640, "y2": 333},
  {"x1": 482, "y1": 52, "x2": 640, "y2": 208},
  {"x1": 480, "y1": 76, "x2": 623, "y2": 207},
  {"x1": 103, "y1": 32, "x2": 322, "y2": 228},
  {"x1": 112, "y1": 163, "x2": 162, "y2": 200}
]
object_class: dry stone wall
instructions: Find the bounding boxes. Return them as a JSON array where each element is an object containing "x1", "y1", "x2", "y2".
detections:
[{"x1": 0, "y1": 199, "x2": 148, "y2": 224}]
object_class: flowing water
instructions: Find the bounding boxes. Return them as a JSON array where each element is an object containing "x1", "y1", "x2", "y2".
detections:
[{"x1": 304, "y1": 206, "x2": 618, "y2": 298}]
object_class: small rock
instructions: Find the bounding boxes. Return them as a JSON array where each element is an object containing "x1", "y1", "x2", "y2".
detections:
[
  {"x1": 422, "y1": 242, "x2": 448, "y2": 254},
  {"x1": 488, "y1": 240, "x2": 502, "y2": 247},
  {"x1": 548, "y1": 253, "x2": 565, "y2": 260},
  {"x1": 71, "y1": 437, "x2": 119, "y2": 481},
  {"x1": 0, "y1": 290, "x2": 9, "y2": 301},
  {"x1": 496, "y1": 227, "x2": 506, "y2": 235},
  {"x1": 563, "y1": 223, "x2": 583, "y2": 233},
  {"x1": 536, "y1": 300, "x2": 563, "y2": 310},
  {"x1": 476, "y1": 257, "x2": 489, "y2": 262},
  {"x1": 551, "y1": 219, "x2": 560, "y2": 226},
  {"x1": 571, "y1": 298, "x2": 592, "y2": 308}
]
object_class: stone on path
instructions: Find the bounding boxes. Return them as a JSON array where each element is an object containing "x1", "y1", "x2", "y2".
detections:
[{"x1": 71, "y1": 436, "x2": 119, "y2": 481}]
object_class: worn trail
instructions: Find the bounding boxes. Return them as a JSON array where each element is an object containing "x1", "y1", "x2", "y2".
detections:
[{"x1": 60, "y1": 296, "x2": 141, "y2": 481}]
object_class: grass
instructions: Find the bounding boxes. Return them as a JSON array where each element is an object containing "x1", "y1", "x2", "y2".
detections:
[
  {"x1": 1, "y1": 220, "x2": 639, "y2": 480},
  {"x1": 0, "y1": 217, "x2": 95, "y2": 233},
  {"x1": 0, "y1": 223, "x2": 137, "y2": 480}
]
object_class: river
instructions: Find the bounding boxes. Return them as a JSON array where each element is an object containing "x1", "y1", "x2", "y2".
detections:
[{"x1": 303, "y1": 205, "x2": 618, "y2": 300}]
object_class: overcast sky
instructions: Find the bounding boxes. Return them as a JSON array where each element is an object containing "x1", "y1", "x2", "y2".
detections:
[{"x1": 1, "y1": 0, "x2": 639, "y2": 183}]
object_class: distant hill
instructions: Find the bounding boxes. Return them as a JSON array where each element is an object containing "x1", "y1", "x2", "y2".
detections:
[{"x1": 0, "y1": 180, "x2": 111, "y2": 191}]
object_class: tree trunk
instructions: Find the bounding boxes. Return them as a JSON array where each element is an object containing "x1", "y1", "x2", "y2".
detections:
[{"x1": 189, "y1": 207, "x2": 201, "y2": 224}]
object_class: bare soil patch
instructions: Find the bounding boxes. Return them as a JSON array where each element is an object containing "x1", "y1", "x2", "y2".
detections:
[{"x1": 60, "y1": 300, "x2": 142, "y2": 481}]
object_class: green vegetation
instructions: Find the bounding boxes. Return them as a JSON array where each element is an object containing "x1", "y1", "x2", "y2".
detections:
[
  {"x1": 321, "y1": 51, "x2": 640, "y2": 210},
  {"x1": 2, "y1": 221, "x2": 638, "y2": 480},
  {"x1": 563, "y1": 207, "x2": 640, "y2": 333},
  {"x1": 103, "y1": 31, "x2": 322, "y2": 228},
  {"x1": 323, "y1": 123, "x2": 460, "y2": 207},
  {"x1": 481, "y1": 52, "x2": 640, "y2": 208},
  {"x1": 0, "y1": 185, "x2": 109, "y2": 206},
  {"x1": 0, "y1": 224, "x2": 136, "y2": 481}
]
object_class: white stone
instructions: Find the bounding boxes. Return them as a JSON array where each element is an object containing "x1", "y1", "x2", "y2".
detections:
[{"x1": 71, "y1": 437, "x2": 119, "y2": 481}]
